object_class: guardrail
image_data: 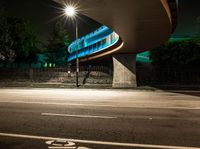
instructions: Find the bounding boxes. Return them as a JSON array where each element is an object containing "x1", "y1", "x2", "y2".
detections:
[{"x1": 68, "y1": 26, "x2": 119, "y2": 62}]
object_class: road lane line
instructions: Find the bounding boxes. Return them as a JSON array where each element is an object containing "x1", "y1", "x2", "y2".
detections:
[
  {"x1": 1, "y1": 101, "x2": 200, "y2": 110},
  {"x1": 0, "y1": 132, "x2": 200, "y2": 149},
  {"x1": 9, "y1": 101, "x2": 86, "y2": 106},
  {"x1": 41, "y1": 113, "x2": 117, "y2": 119},
  {"x1": 48, "y1": 147, "x2": 75, "y2": 149}
]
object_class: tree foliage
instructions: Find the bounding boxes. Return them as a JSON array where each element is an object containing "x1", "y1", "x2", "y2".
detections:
[
  {"x1": 0, "y1": 9, "x2": 44, "y2": 64},
  {"x1": 0, "y1": 9, "x2": 15, "y2": 62},
  {"x1": 9, "y1": 18, "x2": 44, "y2": 63},
  {"x1": 46, "y1": 21, "x2": 69, "y2": 67},
  {"x1": 150, "y1": 40, "x2": 200, "y2": 70}
]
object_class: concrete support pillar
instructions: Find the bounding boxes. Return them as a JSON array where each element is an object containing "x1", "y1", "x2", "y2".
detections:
[{"x1": 112, "y1": 54, "x2": 137, "y2": 88}]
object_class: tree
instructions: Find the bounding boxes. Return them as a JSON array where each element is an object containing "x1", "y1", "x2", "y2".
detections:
[
  {"x1": 0, "y1": 8, "x2": 16, "y2": 62},
  {"x1": 150, "y1": 39, "x2": 200, "y2": 84},
  {"x1": 47, "y1": 21, "x2": 69, "y2": 67},
  {"x1": 193, "y1": 33, "x2": 200, "y2": 46},
  {"x1": 8, "y1": 18, "x2": 44, "y2": 64},
  {"x1": 0, "y1": 13, "x2": 45, "y2": 65},
  {"x1": 150, "y1": 39, "x2": 200, "y2": 69}
]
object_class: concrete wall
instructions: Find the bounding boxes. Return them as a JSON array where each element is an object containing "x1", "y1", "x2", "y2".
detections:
[{"x1": 112, "y1": 54, "x2": 137, "y2": 88}]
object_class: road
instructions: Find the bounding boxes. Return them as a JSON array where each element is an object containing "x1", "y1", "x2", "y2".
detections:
[{"x1": 0, "y1": 88, "x2": 200, "y2": 149}]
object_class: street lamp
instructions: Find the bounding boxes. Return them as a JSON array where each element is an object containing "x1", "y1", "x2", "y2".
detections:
[
  {"x1": 65, "y1": 6, "x2": 79, "y2": 87},
  {"x1": 65, "y1": 6, "x2": 76, "y2": 17}
]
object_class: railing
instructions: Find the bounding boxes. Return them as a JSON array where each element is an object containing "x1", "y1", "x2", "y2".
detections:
[
  {"x1": 136, "y1": 51, "x2": 152, "y2": 63},
  {"x1": 68, "y1": 26, "x2": 120, "y2": 62},
  {"x1": 0, "y1": 67, "x2": 113, "y2": 84}
]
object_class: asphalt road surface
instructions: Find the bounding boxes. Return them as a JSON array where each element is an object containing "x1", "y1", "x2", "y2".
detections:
[{"x1": 0, "y1": 88, "x2": 200, "y2": 149}]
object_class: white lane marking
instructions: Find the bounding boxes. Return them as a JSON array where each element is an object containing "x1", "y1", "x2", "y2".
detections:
[
  {"x1": 46, "y1": 140, "x2": 77, "y2": 149},
  {"x1": 41, "y1": 113, "x2": 117, "y2": 119},
  {"x1": 9, "y1": 101, "x2": 85, "y2": 106},
  {"x1": 0, "y1": 132, "x2": 200, "y2": 149},
  {"x1": 46, "y1": 140, "x2": 91, "y2": 149},
  {"x1": 46, "y1": 140, "x2": 76, "y2": 147},
  {"x1": 1, "y1": 101, "x2": 200, "y2": 110},
  {"x1": 48, "y1": 147, "x2": 75, "y2": 149}
]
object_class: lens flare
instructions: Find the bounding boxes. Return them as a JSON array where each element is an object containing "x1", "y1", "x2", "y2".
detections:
[{"x1": 65, "y1": 6, "x2": 76, "y2": 17}]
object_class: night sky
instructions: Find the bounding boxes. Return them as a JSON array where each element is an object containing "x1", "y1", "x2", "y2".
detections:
[
  {"x1": 0, "y1": 0, "x2": 101, "y2": 41},
  {"x1": 1, "y1": 0, "x2": 200, "y2": 40}
]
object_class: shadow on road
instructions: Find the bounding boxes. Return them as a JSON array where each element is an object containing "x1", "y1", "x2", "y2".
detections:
[{"x1": 169, "y1": 91, "x2": 200, "y2": 97}]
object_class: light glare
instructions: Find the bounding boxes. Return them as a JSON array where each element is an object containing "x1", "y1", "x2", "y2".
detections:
[{"x1": 65, "y1": 6, "x2": 76, "y2": 17}]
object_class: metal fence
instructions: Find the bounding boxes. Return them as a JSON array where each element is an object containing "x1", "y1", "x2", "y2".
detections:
[
  {"x1": 0, "y1": 66, "x2": 113, "y2": 83},
  {"x1": 137, "y1": 66, "x2": 200, "y2": 85},
  {"x1": 0, "y1": 65, "x2": 199, "y2": 85}
]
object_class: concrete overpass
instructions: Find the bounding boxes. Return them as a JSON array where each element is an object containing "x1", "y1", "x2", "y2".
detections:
[{"x1": 54, "y1": 0, "x2": 178, "y2": 87}]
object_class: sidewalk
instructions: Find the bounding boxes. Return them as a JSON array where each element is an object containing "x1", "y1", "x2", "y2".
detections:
[
  {"x1": 0, "y1": 81, "x2": 199, "y2": 91},
  {"x1": 0, "y1": 81, "x2": 115, "y2": 89}
]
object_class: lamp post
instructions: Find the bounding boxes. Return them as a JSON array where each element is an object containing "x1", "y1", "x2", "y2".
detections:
[
  {"x1": 75, "y1": 22, "x2": 79, "y2": 87},
  {"x1": 65, "y1": 6, "x2": 79, "y2": 87}
]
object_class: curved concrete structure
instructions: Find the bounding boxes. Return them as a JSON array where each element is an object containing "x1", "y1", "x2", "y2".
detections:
[
  {"x1": 68, "y1": 26, "x2": 121, "y2": 62},
  {"x1": 54, "y1": 0, "x2": 178, "y2": 87},
  {"x1": 56, "y1": 0, "x2": 177, "y2": 54}
]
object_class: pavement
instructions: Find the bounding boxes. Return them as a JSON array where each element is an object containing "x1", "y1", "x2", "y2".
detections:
[
  {"x1": 0, "y1": 88, "x2": 200, "y2": 149},
  {"x1": 1, "y1": 81, "x2": 200, "y2": 91},
  {"x1": 0, "y1": 81, "x2": 113, "y2": 89}
]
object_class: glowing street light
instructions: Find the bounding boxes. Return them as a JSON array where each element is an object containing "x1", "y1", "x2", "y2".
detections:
[
  {"x1": 64, "y1": 6, "x2": 76, "y2": 17},
  {"x1": 65, "y1": 5, "x2": 79, "y2": 87}
]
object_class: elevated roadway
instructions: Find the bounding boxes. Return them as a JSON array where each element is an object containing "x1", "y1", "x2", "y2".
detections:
[{"x1": 54, "y1": 0, "x2": 178, "y2": 87}]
